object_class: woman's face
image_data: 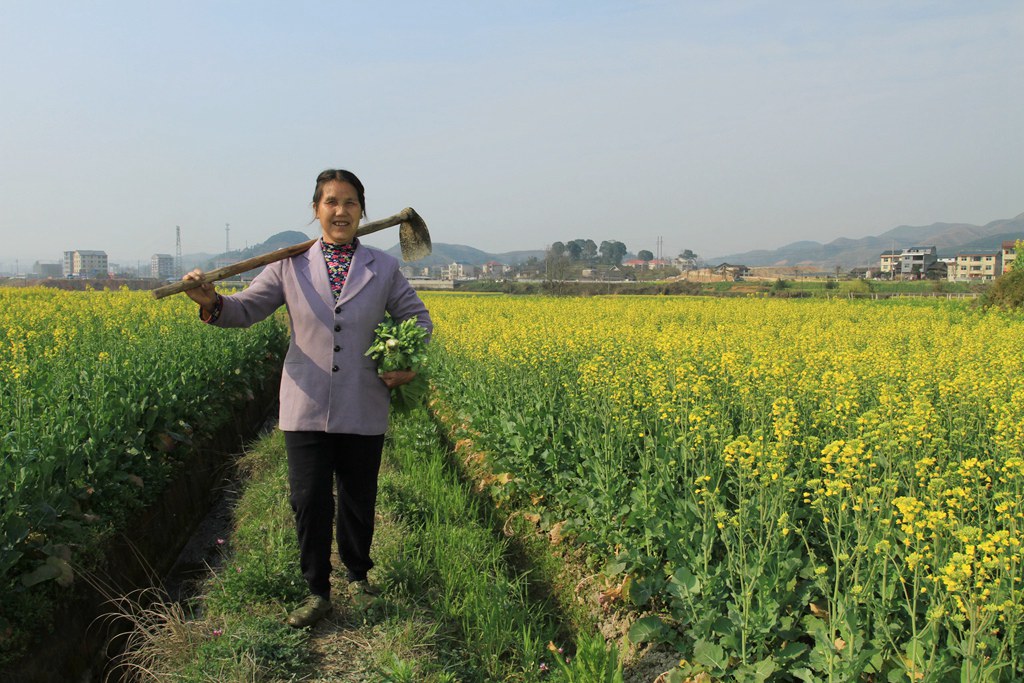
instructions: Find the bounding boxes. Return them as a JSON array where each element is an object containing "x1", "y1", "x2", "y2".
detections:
[{"x1": 315, "y1": 180, "x2": 363, "y2": 244}]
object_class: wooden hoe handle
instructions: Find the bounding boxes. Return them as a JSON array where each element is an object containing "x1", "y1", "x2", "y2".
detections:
[{"x1": 151, "y1": 208, "x2": 427, "y2": 300}]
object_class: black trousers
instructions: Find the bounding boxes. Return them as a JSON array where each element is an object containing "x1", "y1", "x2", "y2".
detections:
[{"x1": 283, "y1": 431, "x2": 385, "y2": 599}]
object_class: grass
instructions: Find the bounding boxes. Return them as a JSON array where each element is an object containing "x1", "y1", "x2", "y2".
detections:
[{"x1": 112, "y1": 407, "x2": 622, "y2": 682}]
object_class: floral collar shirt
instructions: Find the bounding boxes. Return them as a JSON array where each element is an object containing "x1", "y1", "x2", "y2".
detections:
[{"x1": 321, "y1": 239, "x2": 357, "y2": 301}]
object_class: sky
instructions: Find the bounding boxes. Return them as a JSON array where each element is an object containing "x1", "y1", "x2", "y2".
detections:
[{"x1": 1, "y1": 1, "x2": 1022, "y2": 272}]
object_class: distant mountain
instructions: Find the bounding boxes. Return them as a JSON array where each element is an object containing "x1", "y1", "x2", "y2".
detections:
[
  {"x1": 710, "y1": 213, "x2": 1024, "y2": 270},
  {"x1": 383, "y1": 242, "x2": 546, "y2": 267},
  {"x1": 190, "y1": 232, "x2": 545, "y2": 272},
  {"x1": 190, "y1": 213, "x2": 1024, "y2": 276}
]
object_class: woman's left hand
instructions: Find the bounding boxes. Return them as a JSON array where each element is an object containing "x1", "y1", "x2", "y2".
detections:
[{"x1": 380, "y1": 370, "x2": 416, "y2": 389}]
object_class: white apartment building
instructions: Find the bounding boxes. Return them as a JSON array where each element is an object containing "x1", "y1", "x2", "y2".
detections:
[
  {"x1": 151, "y1": 253, "x2": 175, "y2": 279},
  {"x1": 63, "y1": 250, "x2": 108, "y2": 278},
  {"x1": 441, "y1": 262, "x2": 480, "y2": 280}
]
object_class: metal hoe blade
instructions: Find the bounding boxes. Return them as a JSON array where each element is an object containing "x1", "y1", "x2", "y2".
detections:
[{"x1": 398, "y1": 208, "x2": 432, "y2": 261}]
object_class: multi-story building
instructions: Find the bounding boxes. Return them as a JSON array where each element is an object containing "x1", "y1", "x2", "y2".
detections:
[
  {"x1": 63, "y1": 250, "x2": 108, "y2": 278},
  {"x1": 151, "y1": 253, "x2": 175, "y2": 279},
  {"x1": 879, "y1": 250, "x2": 901, "y2": 275},
  {"x1": 481, "y1": 261, "x2": 512, "y2": 276},
  {"x1": 33, "y1": 261, "x2": 63, "y2": 278},
  {"x1": 1002, "y1": 240, "x2": 1019, "y2": 272},
  {"x1": 899, "y1": 246, "x2": 938, "y2": 279},
  {"x1": 878, "y1": 246, "x2": 937, "y2": 278},
  {"x1": 441, "y1": 262, "x2": 479, "y2": 280},
  {"x1": 953, "y1": 252, "x2": 1002, "y2": 282}
]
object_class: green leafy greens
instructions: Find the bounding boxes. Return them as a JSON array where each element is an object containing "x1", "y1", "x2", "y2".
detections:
[{"x1": 364, "y1": 314, "x2": 429, "y2": 413}]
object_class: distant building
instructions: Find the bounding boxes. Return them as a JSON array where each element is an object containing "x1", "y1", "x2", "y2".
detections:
[
  {"x1": 878, "y1": 246, "x2": 937, "y2": 279},
  {"x1": 480, "y1": 261, "x2": 512, "y2": 276},
  {"x1": 925, "y1": 260, "x2": 948, "y2": 280},
  {"x1": 953, "y1": 252, "x2": 1002, "y2": 282},
  {"x1": 714, "y1": 263, "x2": 750, "y2": 279},
  {"x1": 442, "y1": 262, "x2": 479, "y2": 280},
  {"x1": 151, "y1": 253, "x2": 175, "y2": 279},
  {"x1": 677, "y1": 266, "x2": 739, "y2": 283},
  {"x1": 32, "y1": 261, "x2": 62, "y2": 278},
  {"x1": 623, "y1": 258, "x2": 673, "y2": 271},
  {"x1": 401, "y1": 265, "x2": 435, "y2": 279},
  {"x1": 1002, "y1": 240, "x2": 1020, "y2": 272},
  {"x1": 938, "y1": 257, "x2": 957, "y2": 282},
  {"x1": 899, "y1": 246, "x2": 938, "y2": 279},
  {"x1": 879, "y1": 249, "x2": 901, "y2": 275},
  {"x1": 63, "y1": 250, "x2": 108, "y2": 278}
]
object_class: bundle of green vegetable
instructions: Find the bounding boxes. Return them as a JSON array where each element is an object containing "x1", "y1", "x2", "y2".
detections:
[{"x1": 365, "y1": 314, "x2": 429, "y2": 412}]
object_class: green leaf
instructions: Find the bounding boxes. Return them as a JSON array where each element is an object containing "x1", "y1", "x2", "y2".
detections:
[
  {"x1": 748, "y1": 657, "x2": 776, "y2": 682},
  {"x1": 3, "y1": 515, "x2": 30, "y2": 545},
  {"x1": 711, "y1": 616, "x2": 734, "y2": 636},
  {"x1": 0, "y1": 547, "x2": 24, "y2": 576},
  {"x1": 693, "y1": 638, "x2": 727, "y2": 671},
  {"x1": 19, "y1": 555, "x2": 74, "y2": 588},
  {"x1": 20, "y1": 561, "x2": 62, "y2": 587},
  {"x1": 604, "y1": 559, "x2": 627, "y2": 576},
  {"x1": 627, "y1": 616, "x2": 668, "y2": 645},
  {"x1": 668, "y1": 565, "x2": 701, "y2": 598},
  {"x1": 626, "y1": 575, "x2": 653, "y2": 607},
  {"x1": 665, "y1": 670, "x2": 689, "y2": 683},
  {"x1": 779, "y1": 641, "x2": 809, "y2": 660},
  {"x1": 792, "y1": 667, "x2": 822, "y2": 683}
]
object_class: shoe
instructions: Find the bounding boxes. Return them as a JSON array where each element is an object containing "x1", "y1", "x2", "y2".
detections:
[
  {"x1": 286, "y1": 594, "x2": 332, "y2": 628},
  {"x1": 347, "y1": 579, "x2": 380, "y2": 609}
]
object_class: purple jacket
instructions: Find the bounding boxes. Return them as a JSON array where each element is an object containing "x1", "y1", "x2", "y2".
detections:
[{"x1": 213, "y1": 238, "x2": 432, "y2": 434}]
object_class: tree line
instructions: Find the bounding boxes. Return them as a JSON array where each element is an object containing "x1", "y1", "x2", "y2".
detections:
[
  {"x1": 546, "y1": 240, "x2": 700, "y2": 267},
  {"x1": 548, "y1": 239, "x2": 628, "y2": 265}
]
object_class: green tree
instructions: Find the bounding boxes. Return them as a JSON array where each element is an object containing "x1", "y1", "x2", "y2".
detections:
[
  {"x1": 599, "y1": 241, "x2": 627, "y2": 266},
  {"x1": 637, "y1": 250, "x2": 654, "y2": 262},
  {"x1": 544, "y1": 249, "x2": 573, "y2": 284},
  {"x1": 678, "y1": 249, "x2": 698, "y2": 269}
]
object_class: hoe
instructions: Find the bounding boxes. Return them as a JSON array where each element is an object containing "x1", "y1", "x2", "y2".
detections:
[{"x1": 152, "y1": 207, "x2": 431, "y2": 300}]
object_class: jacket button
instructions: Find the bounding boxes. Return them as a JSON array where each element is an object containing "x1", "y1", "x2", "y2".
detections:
[
  {"x1": 334, "y1": 324, "x2": 341, "y2": 331},
  {"x1": 335, "y1": 306, "x2": 341, "y2": 314},
  {"x1": 334, "y1": 345, "x2": 340, "y2": 352},
  {"x1": 332, "y1": 365, "x2": 339, "y2": 372}
]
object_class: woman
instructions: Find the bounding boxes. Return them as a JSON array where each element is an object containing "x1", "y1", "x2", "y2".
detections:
[{"x1": 182, "y1": 169, "x2": 431, "y2": 628}]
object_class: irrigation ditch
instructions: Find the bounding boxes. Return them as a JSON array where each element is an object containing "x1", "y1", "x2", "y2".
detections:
[{"x1": 2, "y1": 373, "x2": 280, "y2": 683}]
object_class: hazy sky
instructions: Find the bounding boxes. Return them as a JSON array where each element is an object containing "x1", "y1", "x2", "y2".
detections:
[{"x1": 1, "y1": 1, "x2": 1022, "y2": 270}]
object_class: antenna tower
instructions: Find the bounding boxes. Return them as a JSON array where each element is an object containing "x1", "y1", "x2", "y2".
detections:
[
  {"x1": 175, "y1": 225, "x2": 182, "y2": 278},
  {"x1": 225, "y1": 223, "x2": 230, "y2": 253}
]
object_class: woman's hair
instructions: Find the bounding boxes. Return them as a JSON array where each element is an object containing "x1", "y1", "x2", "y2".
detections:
[{"x1": 312, "y1": 169, "x2": 365, "y2": 217}]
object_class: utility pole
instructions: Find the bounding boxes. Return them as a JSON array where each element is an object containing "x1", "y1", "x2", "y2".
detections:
[{"x1": 175, "y1": 226, "x2": 182, "y2": 279}]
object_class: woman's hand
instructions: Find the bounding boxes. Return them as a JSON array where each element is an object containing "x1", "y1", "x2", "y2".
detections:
[
  {"x1": 182, "y1": 269, "x2": 218, "y2": 310},
  {"x1": 380, "y1": 369, "x2": 416, "y2": 389}
]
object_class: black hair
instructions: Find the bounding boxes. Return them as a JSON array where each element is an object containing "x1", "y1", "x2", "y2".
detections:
[{"x1": 312, "y1": 169, "x2": 365, "y2": 217}]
